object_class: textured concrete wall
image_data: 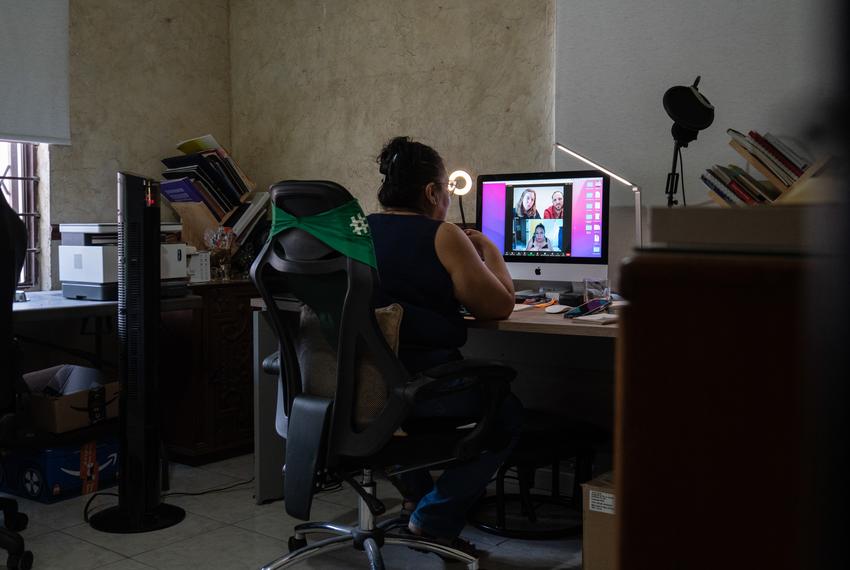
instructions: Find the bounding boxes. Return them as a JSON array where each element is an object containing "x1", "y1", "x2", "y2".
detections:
[
  {"x1": 230, "y1": 0, "x2": 555, "y2": 220},
  {"x1": 41, "y1": 0, "x2": 231, "y2": 287},
  {"x1": 50, "y1": 0, "x2": 231, "y2": 225}
]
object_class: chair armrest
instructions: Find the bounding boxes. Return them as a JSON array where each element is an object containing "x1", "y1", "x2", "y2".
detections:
[
  {"x1": 402, "y1": 359, "x2": 515, "y2": 405},
  {"x1": 262, "y1": 351, "x2": 281, "y2": 375}
]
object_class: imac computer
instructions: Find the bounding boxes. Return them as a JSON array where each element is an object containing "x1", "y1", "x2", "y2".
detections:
[{"x1": 477, "y1": 170, "x2": 609, "y2": 283}]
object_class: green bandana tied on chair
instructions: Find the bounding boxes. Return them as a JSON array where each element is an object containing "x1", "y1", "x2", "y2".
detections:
[{"x1": 269, "y1": 199, "x2": 377, "y2": 269}]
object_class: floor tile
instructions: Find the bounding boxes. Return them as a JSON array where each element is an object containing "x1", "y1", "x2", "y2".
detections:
[
  {"x1": 487, "y1": 536, "x2": 583, "y2": 569},
  {"x1": 2, "y1": 454, "x2": 583, "y2": 569},
  {"x1": 234, "y1": 497, "x2": 354, "y2": 541},
  {"x1": 95, "y1": 560, "x2": 155, "y2": 569},
  {"x1": 198, "y1": 453, "x2": 255, "y2": 480},
  {"x1": 8, "y1": 492, "x2": 96, "y2": 530},
  {"x1": 326, "y1": 544, "x2": 448, "y2": 569},
  {"x1": 166, "y1": 484, "x2": 273, "y2": 524},
  {"x1": 63, "y1": 511, "x2": 225, "y2": 557},
  {"x1": 132, "y1": 525, "x2": 287, "y2": 570},
  {"x1": 23, "y1": 530, "x2": 124, "y2": 569},
  {"x1": 166, "y1": 462, "x2": 242, "y2": 493},
  {"x1": 19, "y1": 519, "x2": 54, "y2": 540}
]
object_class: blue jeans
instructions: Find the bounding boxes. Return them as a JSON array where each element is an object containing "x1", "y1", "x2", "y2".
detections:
[{"x1": 396, "y1": 388, "x2": 523, "y2": 539}]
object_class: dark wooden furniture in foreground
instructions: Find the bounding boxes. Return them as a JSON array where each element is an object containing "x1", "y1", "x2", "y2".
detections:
[{"x1": 616, "y1": 250, "x2": 809, "y2": 570}]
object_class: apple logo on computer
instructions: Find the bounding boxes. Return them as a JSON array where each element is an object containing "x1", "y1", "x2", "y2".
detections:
[{"x1": 535, "y1": 267, "x2": 542, "y2": 276}]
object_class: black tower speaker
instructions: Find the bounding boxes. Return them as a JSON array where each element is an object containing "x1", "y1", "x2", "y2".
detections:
[{"x1": 89, "y1": 172, "x2": 185, "y2": 533}]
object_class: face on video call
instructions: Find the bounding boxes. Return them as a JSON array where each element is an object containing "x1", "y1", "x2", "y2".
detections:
[{"x1": 510, "y1": 185, "x2": 567, "y2": 253}]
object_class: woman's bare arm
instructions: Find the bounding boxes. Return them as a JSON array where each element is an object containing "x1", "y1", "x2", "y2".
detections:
[{"x1": 434, "y1": 224, "x2": 514, "y2": 320}]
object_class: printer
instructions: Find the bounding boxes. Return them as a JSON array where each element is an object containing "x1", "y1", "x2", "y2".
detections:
[{"x1": 59, "y1": 223, "x2": 191, "y2": 300}]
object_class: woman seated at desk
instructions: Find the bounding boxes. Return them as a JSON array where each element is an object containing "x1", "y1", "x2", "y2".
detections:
[{"x1": 367, "y1": 136, "x2": 522, "y2": 553}]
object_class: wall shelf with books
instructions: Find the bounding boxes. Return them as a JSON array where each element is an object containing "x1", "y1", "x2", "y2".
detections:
[{"x1": 701, "y1": 128, "x2": 834, "y2": 207}]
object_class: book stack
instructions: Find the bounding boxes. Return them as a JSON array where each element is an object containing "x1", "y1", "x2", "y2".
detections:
[
  {"x1": 160, "y1": 134, "x2": 269, "y2": 250},
  {"x1": 701, "y1": 129, "x2": 828, "y2": 208}
]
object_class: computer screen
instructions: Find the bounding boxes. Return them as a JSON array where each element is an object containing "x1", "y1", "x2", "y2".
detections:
[{"x1": 477, "y1": 170, "x2": 609, "y2": 283}]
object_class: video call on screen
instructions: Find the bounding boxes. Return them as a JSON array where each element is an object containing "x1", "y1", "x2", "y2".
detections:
[
  {"x1": 480, "y1": 176, "x2": 605, "y2": 260},
  {"x1": 509, "y1": 184, "x2": 572, "y2": 256}
]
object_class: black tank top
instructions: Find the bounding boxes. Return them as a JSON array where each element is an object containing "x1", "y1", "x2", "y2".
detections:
[{"x1": 367, "y1": 214, "x2": 466, "y2": 372}]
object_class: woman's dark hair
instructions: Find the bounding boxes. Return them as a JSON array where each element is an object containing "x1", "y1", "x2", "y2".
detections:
[
  {"x1": 534, "y1": 223, "x2": 545, "y2": 235},
  {"x1": 377, "y1": 136, "x2": 445, "y2": 211}
]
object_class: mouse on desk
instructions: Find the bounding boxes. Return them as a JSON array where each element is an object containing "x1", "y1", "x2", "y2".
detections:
[{"x1": 544, "y1": 304, "x2": 572, "y2": 314}]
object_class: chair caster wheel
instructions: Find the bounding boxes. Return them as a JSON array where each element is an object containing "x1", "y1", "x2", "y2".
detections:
[
  {"x1": 288, "y1": 536, "x2": 307, "y2": 552},
  {"x1": 5, "y1": 512, "x2": 28, "y2": 532},
  {"x1": 6, "y1": 551, "x2": 34, "y2": 570}
]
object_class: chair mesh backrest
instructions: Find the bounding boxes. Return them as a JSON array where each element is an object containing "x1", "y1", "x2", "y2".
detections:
[{"x1": 250, "y1": 181, "x2": 410, "y2": 459}]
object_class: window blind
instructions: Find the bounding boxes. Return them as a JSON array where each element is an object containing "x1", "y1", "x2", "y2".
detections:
[{"x1": 0, "y1": 0, "x2": 70, "y2": 145}]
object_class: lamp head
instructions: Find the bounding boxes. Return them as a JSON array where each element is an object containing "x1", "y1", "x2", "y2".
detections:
[
  {"x1": 448, "y1": 170, "x2": 472, "y2": 196},
  {"x1": 663, "y1": 76, "x2": 714, "y2": 147}
]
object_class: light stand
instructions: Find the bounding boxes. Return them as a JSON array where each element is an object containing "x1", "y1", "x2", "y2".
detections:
[
  {"x1": 449, "y1": 170, "x2": 472, "y2": 226},
  {"x1": 554, "y1": 143, "x2": 642, "y2": 247},
  {"x1": 662, "y1": 76, "x2": 715, "y2": 208}
]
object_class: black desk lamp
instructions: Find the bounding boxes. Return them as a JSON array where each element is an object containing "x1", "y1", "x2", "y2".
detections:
[
  {"x1": 449, "y1": 169, "x2": 472, "y2": 226},
  {"x1": 662, "y1": 76, "x2": 715, "y2": 207}
]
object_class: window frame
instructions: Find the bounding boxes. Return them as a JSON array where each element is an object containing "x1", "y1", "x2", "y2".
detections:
[{"x1": 1, "y1": 141, "x2": 39, "y2": 288}]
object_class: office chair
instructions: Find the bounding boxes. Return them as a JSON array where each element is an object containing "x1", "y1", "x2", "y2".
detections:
[
  {"x1": 0, "y1": 191, "x2": 34, "y2": 570},
  {"x1": 251, "y1": 180, "x2": 516, "y2": 570}
]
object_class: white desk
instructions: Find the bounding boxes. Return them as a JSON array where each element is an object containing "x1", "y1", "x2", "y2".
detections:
[
  {"x1": 13, "y1": 290, "x2": 203, "y2": 370},
  {"x1": 12, "y1": 291, "x2": 116, "y2": 322},
  {"x1": 12, "y1": 291, "x2": 203, "y2": 323}
]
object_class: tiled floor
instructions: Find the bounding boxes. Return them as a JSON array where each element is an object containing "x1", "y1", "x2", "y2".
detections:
[{"x1": 1, "y1": 454, "x2": 581, "y2": 569}]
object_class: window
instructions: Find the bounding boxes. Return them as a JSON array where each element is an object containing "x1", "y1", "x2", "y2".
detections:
[{"x1": 1, "y1": 140, "x2": 38, "y2": 287}]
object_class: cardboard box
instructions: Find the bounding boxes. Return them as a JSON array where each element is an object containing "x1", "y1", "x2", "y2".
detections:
[
  {"x1": 29, "y1": 382, "x2": 119, "y2": 434},
  {"x1": 0, "y1": 437, "x2": 119, "y2": 503},
  {"x1": 582, "y1": 471, "x2": 617, "y2": 570}
]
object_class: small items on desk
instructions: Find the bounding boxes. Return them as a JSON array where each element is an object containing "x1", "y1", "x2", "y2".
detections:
[{"x1": 573, "y1": 313, "x2": 618, "y2": 325}]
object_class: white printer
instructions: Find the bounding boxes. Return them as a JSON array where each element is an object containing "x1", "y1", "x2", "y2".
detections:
[{"x1": 59, "y1": 223, "x2": 191, "y2": 300}]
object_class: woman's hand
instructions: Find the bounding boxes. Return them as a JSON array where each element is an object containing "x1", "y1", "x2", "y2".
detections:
[{"x1": 463, "y1": 228, "x2": 493, "y2": 259}]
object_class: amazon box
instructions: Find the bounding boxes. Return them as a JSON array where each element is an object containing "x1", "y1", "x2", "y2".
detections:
[
  {"x1": 28, "y1": 381, "x2": 119, "y2": 434},
  {"x1": 0, "y1": 437, "x2": 118, "y2": 503},
  {"x1": 582, "y1": 471, "x2": 617, "y2": 570}
]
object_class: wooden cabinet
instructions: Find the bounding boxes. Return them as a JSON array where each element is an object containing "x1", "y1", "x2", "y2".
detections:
[
  {"x1": 161, "y1": 280, "x2": 256, "y2": 465},
  {"x1": 615, "y1": 250, "x2": 809, "y2": 570}
]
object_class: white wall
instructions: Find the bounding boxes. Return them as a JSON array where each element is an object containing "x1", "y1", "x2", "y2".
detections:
[{"x1": 555, "y1": 0, "x2": 840, "y2": 209}]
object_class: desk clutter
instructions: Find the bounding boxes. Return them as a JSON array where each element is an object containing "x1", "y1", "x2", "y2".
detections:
[
  {"x1": 0, "y1": 365, "x2": 119, "y2": 503},
  {"x1": 701, "y1": 128, "x2": 833, "y2": 206},
  {"x1": 160, "y1": 134, "x2": 270, "y2": 279}
]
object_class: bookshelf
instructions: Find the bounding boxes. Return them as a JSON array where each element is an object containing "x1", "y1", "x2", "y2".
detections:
[{"x1": 728, "y1": 139, "x2": 832, "y2": 204}]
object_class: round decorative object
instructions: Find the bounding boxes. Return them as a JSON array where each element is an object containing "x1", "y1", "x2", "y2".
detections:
[{"x1": 20, "y1": 466, "x2": 44, "y2": 500}]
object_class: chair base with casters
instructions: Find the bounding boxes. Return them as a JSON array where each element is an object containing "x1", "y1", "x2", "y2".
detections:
[
  {"x1": 468, "y1": 413, "x2": 608, "y2": 539},
  {"x1": 261, "y1": 469, "x2": 479, "y2": 570},
  {"x1": 1, "y1": 492, "x2": 33, "y2": 569}
]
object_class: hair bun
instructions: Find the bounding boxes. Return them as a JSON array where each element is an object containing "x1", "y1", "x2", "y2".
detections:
[{"x1": 379, "y1": 152, "x2": 398, "y2": 176}]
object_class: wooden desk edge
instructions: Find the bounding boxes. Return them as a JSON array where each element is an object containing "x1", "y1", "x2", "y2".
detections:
[
  {"x1": 466, "y1": 313, "x2": 618, "y2": 337},
  {"x1": 251, "y1": 297, "x2": 617, "y2": 338}
]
